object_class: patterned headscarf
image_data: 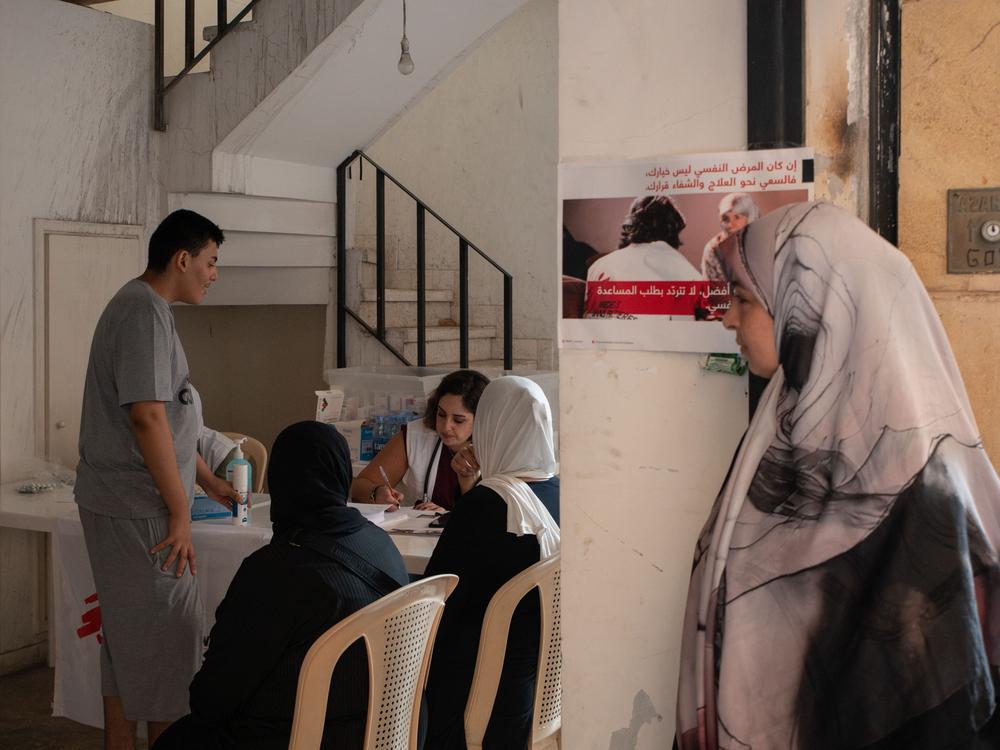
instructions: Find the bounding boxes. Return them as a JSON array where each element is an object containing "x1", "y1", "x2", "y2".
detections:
[{"x1": 677, "y1": 202, "x2": 1000, "y2": 749}]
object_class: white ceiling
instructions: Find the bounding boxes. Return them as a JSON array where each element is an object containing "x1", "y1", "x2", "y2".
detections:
[{"x1": 219, "y1": 0, "x2": 531, "y2": 169}]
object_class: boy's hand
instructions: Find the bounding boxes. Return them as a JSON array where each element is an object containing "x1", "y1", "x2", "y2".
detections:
[
  {"x1": 203, "y1": 476, "x2": 239, "y2": 510},
  {"x1": 150, "y1": 515, "x2": 197, "y2": 577}
]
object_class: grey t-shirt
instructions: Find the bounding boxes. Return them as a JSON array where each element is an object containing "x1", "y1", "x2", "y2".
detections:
[{"x1": 74, "y1": 279, "x2": 200, "y2": 518}]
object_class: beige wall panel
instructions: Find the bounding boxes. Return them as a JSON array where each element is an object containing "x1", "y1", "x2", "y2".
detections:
[
  {"x1": 900, "y1": 0, "x2": 1000, "y2": 293},
  {"x1": 900, "y1": 0, "x2": 1000, "y2": 460},
  {"x1": 931, "y1": 292, "x2": 1000, "y2": 459},
  {"x1": 173, "y1": 305, "x2": 328, "y2": 488}
]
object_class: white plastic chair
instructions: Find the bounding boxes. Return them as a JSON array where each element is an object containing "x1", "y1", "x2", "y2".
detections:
[
  {"x1": 288, "y1": 573, "x2": 459, "y2": 750},
  {"x1": 464, "y1": 553, "x2": 562, "y2": 750}
]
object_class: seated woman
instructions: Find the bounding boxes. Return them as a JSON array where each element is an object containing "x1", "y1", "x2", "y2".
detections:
[
  {"x1": 350, "y1": 369, "x2": 489, "y2": 511},
  {"x1": 676, "y1": 202, "x2": 1000, "y2": 749},
  {"x1": 422, "y1": 376, "x2": 560, "y2": 750},
  {"x1": 153, "y1": 421, "x2": 409, "y2": 750}
]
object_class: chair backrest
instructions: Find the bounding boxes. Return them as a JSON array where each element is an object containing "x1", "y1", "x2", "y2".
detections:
[
  {"x1": 221, "y1": 431, "x2": 267, "y2": 493},
  {"x1": 288, "y1": 574, "x2": 459, "y2": 750},
  {"x1": 464, "y1": 553, "x2": 562, "y2": 750}
]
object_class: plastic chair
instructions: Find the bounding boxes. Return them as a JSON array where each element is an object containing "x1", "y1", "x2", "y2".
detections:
[
  {"x1": 288, "y1": 574, "x2": 459, "y2": 750},
  {"x1": 221, "y1": 431, "x2": 267, "y2": 493},
  {"x1": 464, "y1": 553, "x2": 562, "y2": 750}
]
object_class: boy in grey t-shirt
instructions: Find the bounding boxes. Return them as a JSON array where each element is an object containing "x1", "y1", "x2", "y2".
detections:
[{"x1": 75, "y1": 209, "x2": 238, "y2": 749}]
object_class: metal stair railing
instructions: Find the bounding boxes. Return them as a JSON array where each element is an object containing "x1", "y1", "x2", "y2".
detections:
[
  {"x1": 336, "y1": 150, "x2": 513, "y2": 371},
  {"x1": 154, "y1": 0, "x2": 260, "y2": 131}
]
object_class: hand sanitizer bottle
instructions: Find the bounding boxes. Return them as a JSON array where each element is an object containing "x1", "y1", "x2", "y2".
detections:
[{"x1": 225, "y1": 439, "x2": 251, "y2": 526}]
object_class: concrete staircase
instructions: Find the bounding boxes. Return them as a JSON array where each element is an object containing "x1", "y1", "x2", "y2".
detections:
[
  {"x1": 355, "y1": 256, "x2": 539, "y2": 370},
  {"x1": 166, "y1": 192, "x2": 336, "y2": 306},
  {"x1": 156, "y1": 2, "x2": 548, "y2": 373},
  {"x1": 165, "y1": 192, "x2": 541, "y2": 370}
]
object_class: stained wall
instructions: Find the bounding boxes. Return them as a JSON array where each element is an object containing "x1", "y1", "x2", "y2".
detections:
[
  {"x1": 0, "y1": 0, "x2": 166, "y2": 672},
  {"x1": 558, "y1": 1, "x2": 748, "y2": 746},
  {"x1": 899, "y1": 0, "x2": 1000, "y2": 458}
]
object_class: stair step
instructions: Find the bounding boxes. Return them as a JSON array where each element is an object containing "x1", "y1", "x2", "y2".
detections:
[
  {"x1": 356, "y1": 301, "x2": 453, "y2": 328},
  {"x1": 464, "y1": 359, "x2": 540, "y2": 371},
  {"x1": 361, "y1": 288, "x2": 453, "y2": 303},
  {"x1": 385, "y1": 326, "x2": 496, "y2": 349},
  {"x1": 168, "y1": 192, "x2": 335, "y2": 237},
  {"x1": 403, "y1": 337, "x2": 493, "y2": 366},
  {"x1": 390, "y1": 325, "x2": 496, "y2": 344}
]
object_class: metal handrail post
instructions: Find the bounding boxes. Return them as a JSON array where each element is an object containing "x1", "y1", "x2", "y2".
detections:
[
  {"x1": 459, "y1": 239, "x2": 469, "y2": 368},
  {"x1": 336, "y1": 162, "x2": 348, "y2": 367},
  {"x1": 376, "y1": 169, "x2": 386, "y2": 339},
  {"x1": 416, "y1": 204, "x2": 427, "y2": 367},
  {"x1": 185, "y1": 0, "x2": 196, "y2": 66},
  {"x1": 503, "y1": 274, "x2": 513, "y2": 370},
  {"x1": 154, "y1": 0, "x2": 165, "y2": 131}
]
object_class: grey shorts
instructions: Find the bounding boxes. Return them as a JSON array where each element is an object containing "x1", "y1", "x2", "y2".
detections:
[{"x1": 78, "y1": 508, "x2": 204, "y2": 722}]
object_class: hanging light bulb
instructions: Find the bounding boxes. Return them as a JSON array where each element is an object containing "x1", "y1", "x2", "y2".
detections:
[{"x1": 397, "y1": 0, "x2": 414, "y2": 75}]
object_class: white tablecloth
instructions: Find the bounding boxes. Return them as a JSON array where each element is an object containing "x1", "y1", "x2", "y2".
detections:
[{"x1": 0, "y1": 483, "x2": 438, "y2": 729}]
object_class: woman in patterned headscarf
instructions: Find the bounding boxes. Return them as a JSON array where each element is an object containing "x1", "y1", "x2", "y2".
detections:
[{"x1": 676, "y1": 202, "x2": 1000, "y2": 749}]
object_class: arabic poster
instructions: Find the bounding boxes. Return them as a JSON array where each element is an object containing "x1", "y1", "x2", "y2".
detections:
[{"x1": 559, "y1": 147, "x2": 814, "y2": 353}]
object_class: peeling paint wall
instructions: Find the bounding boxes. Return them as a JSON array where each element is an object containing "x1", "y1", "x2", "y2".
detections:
[
  {"x1": 805, "y1": 0, "x2": 870, "y2": 217},
  {"x1": 559, "y1": 2, "x2": 747, "y2": 746},
  {"x1": 0, "y1": 0, "x2": 167, "y2": 672},
  {"x1": 899, "y1": 0, "x2": 1000, "y2": 458}
]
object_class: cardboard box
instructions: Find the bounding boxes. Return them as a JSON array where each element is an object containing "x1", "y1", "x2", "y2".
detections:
[{"x1": 315, "y1": 389, "x2": 345, "y2": 423}]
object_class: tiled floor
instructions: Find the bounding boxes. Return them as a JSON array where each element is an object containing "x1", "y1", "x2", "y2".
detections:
[{"x1": 0, "y1": 665, "x2": 104, "y2": 750}]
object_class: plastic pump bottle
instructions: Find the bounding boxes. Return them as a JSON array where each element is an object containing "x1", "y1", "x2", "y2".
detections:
[{"x1": 225, "y1": 439, "x2": 251, "y2": 526}]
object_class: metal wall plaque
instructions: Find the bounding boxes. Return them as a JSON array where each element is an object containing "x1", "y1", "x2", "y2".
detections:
[{"x1": 947, "y1": 188, "x2": 1000, "y2": 273}]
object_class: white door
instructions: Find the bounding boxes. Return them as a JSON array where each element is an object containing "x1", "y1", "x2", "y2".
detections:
[{"x1": 37, "y1": 222, "x2": 143, "y2": 469}]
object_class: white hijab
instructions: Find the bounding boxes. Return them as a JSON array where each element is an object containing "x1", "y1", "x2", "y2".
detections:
[{"x1": 473, "y1": 376, "x2": 560, "y2": 558}]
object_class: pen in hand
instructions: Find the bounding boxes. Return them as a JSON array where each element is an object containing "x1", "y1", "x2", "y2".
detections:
[{"x1": 377, "y1": 465, "x2": 400, "y2": 508}]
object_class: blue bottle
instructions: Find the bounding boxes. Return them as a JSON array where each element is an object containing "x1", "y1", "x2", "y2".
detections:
[
  {"x1": 225, "y1": 439, "x2": 252, "y2": 525},
  {"x1": 360, "y1": 420, "x2": 375, "y2": 461}
]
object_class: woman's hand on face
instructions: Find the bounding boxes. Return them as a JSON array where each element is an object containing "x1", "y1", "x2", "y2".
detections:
[
  {"x1": 375, "y1": 484, "x2": 404, "y2": 511},
  {"x1": 451, "y1": 442, "x2": 480, "y2": 478}
]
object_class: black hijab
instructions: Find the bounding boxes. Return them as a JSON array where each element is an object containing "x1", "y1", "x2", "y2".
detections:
[{"x1": 268, "y1": 421, "x2": 367, "y2": 537}]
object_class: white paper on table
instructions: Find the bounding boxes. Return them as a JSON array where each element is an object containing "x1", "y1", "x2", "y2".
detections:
[
  {"x1": 347, "y1": 502, "x2": 392, "y2": 526},
  {"x1": 380, "y1": 511, "x2": 445, "y2": 536}
]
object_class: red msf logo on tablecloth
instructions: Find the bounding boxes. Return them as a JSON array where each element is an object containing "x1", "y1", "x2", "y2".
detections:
[{"x1": 76, "y1": 592, "x2": 103, "y2": 644}]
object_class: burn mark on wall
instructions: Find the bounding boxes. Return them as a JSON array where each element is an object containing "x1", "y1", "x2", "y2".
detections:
[
  {"x1": 815, "y1": 66, "x2": 857, "y2": 183},
  {"x1": 608, "y1": 689, "x2": 663, "y2": 750}
]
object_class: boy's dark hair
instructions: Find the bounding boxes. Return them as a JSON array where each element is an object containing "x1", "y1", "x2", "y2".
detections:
[
  {"x1": 147, "y1": 209, "x2": 225, "y2": 272},
  {"x1": 423, "y1": 369, "x2": 490, "y2": 430}
]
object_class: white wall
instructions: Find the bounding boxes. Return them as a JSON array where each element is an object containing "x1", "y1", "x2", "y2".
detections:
[
  {"x1": 0, "y1": 0, "x2": 165, "y2": 670},
  {"x1": 361, "y1": 0, "x2": 558, "y2": 362},
  {"x1": 558, "y1": 2, "x2": 748, "y2": 747}
]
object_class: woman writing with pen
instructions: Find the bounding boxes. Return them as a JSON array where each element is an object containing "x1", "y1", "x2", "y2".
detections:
[{"x1": 349, "y1": 369, "x2": 489, "y2": 511}]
